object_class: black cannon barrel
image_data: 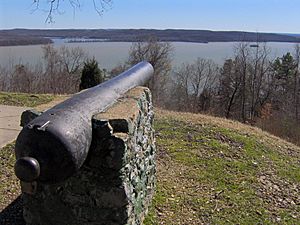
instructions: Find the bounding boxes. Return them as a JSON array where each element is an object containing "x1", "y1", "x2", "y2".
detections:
[{"x1": 15, "y1": 61, "x2": 154, "y2": 184}]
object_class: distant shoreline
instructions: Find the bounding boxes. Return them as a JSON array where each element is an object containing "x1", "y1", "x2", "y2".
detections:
[
  {"x1": 0, "y1": 28, "x2": 300, "y2": 47},
  {"x1": 2, "y1": 40, "x2": 300, "y2": 48}
]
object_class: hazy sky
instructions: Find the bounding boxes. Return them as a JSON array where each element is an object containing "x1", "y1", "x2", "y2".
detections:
[{"x1": 0, "y1": 0, "x2": 299, "y2": 33}]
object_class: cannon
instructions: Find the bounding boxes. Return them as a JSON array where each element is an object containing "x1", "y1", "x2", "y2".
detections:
[{"x1": 14, "y1": 61, "x2": 154, "y2": 184}]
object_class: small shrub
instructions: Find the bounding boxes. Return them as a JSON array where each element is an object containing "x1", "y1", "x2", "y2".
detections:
[{"x1": 79, "y1": 58, "x2": 105, "y2": 90}]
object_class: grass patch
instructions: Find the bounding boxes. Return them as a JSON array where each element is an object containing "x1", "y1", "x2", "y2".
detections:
[
  {"x1": 0, "y1": 92, "x2": 54, "y2": 107},
  {"x1": 1, "y1": 106, "x2": 299, "y2": 224},
  {"x1": 145, "y1": 111, "x2": 300, "y2": 224},
  {"x1": 0, "y1": 143, "x2": 20, "y2": 210}
]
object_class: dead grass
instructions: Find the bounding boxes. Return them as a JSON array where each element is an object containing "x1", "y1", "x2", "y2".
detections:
[
  {"x1": 0, "y1": 92, "x2": 54, "y2": 107},
  {"x1": 144, "y1": 109, "x2": 300, "y2": 224},
  {"x1": 0, "y1": 91, "x2": 70, "y2": 110},
  {"x1": 156, "y1": 109, "x2": 300, "y2": 156},
  {"x1": 1, "y1": 105, "x2": 300, "y2": 224},
  {"x1": 0, "y1": 143, "x2": 21, "y2": 211},
  {"x1": 35, "y1": 95, "x2": 70, "y2": 111}
]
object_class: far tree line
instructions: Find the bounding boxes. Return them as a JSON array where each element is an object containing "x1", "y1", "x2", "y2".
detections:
[{"x1": 0, "y1": 38, "x2": 300, "y2": 145}]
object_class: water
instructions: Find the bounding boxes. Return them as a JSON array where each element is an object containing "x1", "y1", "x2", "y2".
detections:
[{"x1": 0, "y1": 41, "x2": 298, "y2": 70}]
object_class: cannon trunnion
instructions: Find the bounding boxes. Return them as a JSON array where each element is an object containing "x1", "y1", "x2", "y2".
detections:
[{"x1": 14, "y1": 62, "x2": 154, "y2": 184}]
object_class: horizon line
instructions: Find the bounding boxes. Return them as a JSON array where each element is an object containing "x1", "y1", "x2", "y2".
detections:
[{"x1": 0, "y1": 27, "x2": 299, "y2": 34}]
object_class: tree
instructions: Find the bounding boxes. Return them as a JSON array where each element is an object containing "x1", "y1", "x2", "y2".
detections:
[
  {"x1": 171, "y1": 64, "x2": 192, "y2": 111},
  {"x1": 79, "y1": 58, "x2": 105, "y2": 90},
  {"x1": 272, "y1": 52, "x2": 298, "y2": 119},
  {"x1": 32, "y1": 0, "x2": 113, "y2": 23},
  {"x1": 42, "y1": 44, "x2": 87, "y2": 93},
  {"x1": 247, "y1": 43, "x2": 271, "y2": 120},
  {"x1": 127, "y1": 37, "x2": 173, "y2": 105},
  {"x1": 0, "y1": 45, "x2": 87, "y2": 94},
  {"x1": 171, "y1": 58, "x2": 218, "y2": 112},
  {"x1": 42, "y1": 44, "x2": 86, "y2": 75},
  {"x1": 11, "y1": 64, "x2": 33, "y2": 93},
  {"x1": 218, "y1": 43, "x2": 273, "y2": 122},
  {"x1": 234, "y1": 42, "x2": 249, "y2": 122},
  {"x1": 272, "y1": 52, "x2": 296, "y2": 84},
  {"x1": 293, "y1": 45, "x2": 300, "y2": 120},
  {"x1": 190, "y1": 58, "x2": 218, "y2": 112},
  {"x1": 218, "y1": 59, "x2": 241, "y2": 118}
]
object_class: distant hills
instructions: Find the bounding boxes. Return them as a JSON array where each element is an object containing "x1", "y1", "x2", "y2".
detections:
[
  {"x1": 280, "y1": 33, "x2": 300, "y2": 38},
  {"x1": 0, "y1": 29, "x2": 300, "y2": 46}
]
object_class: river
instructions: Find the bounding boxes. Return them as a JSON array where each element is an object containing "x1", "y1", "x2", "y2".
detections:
[{"x1": 0, "y1": 41, "x2": 298, "y2": 70}]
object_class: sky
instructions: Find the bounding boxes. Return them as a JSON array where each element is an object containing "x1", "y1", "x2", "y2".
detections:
[{"x1": 0, "y1": 0, "x2": 299, "y2": 33}]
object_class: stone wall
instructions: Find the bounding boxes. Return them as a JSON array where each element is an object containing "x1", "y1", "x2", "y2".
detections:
[{"x1": 21, "y1": 87, "x2": 156, "y2": 225}]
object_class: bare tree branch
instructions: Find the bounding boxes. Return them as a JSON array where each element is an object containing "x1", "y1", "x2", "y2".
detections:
[
  {"x1": 31, "y1": 0, "x2": 112, "y2": 23},
  {"x1": 93, "y1": 0, "x2": 112, "y2": 16}
]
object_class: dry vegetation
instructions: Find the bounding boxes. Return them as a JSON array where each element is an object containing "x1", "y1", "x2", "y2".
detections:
[
  {"x1": 144, "y1": 109, "x2": 300, "y2": 224},
  {"x1": 0, "y1": 45, "x2": 86, "y2": 94},
  {"x1": 0, "y1": 93, "x2": 299, "y2": 224},
  {"x1": 0, "y1": 92, "x2": 54, "y2": 107},
  {"x1": 0, "y1": 143, "x2": 20, "y2": 211}
]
